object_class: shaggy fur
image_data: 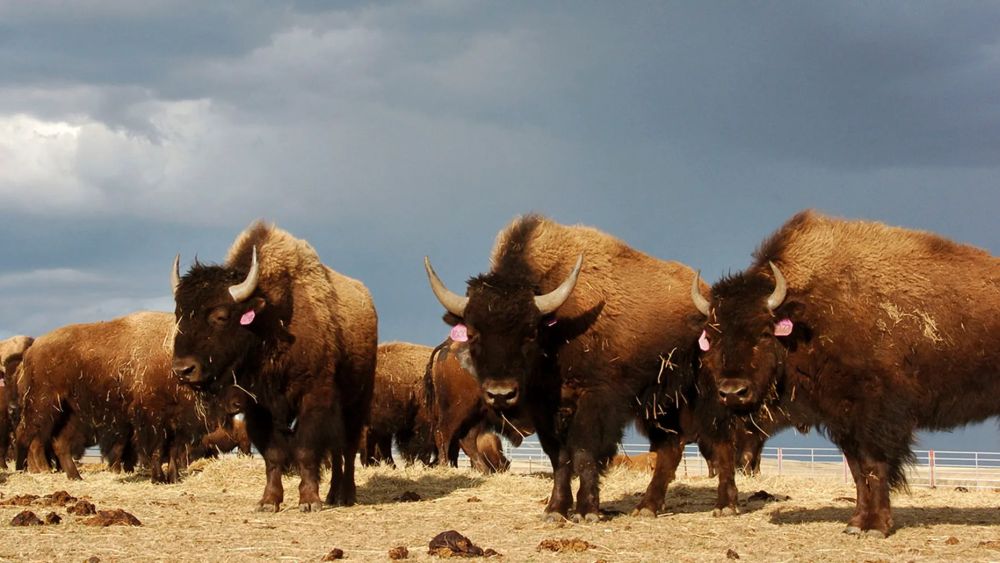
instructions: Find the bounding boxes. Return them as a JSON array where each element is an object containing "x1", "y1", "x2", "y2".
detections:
[
  {"x1": 699, "y1": 209, "x2": 1000, "y2": 536},
  {"x1": 362, "y1": 342, "x2": 437, "y2": 467},
  {"x1": 173, "y1": 221, "x2": 377, "y2": 512},
  {"x1": 432, "y1": 214, "x2": 737, "y2": 520},
  {"x1": 0, "y1": 335, "x2": 33, "y2": 468},
  {"x1": 13, "y1": 312, "x2": 224, "y2": 482}
]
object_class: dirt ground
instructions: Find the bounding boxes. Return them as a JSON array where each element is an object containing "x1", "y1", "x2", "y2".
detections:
[{"x1": 2, "y1": 457, "x2": 999, "y2": 562}]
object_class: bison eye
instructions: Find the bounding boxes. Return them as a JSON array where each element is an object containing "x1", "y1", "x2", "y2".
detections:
[{"x1": 209, "y1": 308, "x2": 231, "y2": 327}]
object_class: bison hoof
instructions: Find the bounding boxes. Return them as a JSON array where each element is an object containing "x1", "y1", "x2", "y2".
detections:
[
  {"x1": 862, "y1": 529, "x2": 888, "y2": 539},
  {"x1": 630, "y1": 507, "x2": 657, "y2": 519},
  {"x1": 299, "y1": 501, "x2": 323, "y2": 513},
  {"x1": 541, "y1": 512, "x2": 567, "y2": 523},
  {"x1": 712, "y1": 506, "x2": 739, "y2": 517},
  {"x1": 255, "y1": 503, "x2": 280, "y2": 513},
  {"x1": 843, "y1": 525, "x2": 862, "y2": 535}
]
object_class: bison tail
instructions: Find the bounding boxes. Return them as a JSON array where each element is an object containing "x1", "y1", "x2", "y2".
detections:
[{"x1": 423, "y1": 339, "x2": 449, "y2": 410}]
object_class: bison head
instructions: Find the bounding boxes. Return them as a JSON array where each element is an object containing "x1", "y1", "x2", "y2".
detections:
[
  {"x1": 170, "y1": 249, "x2": 266, "y2": 392},
  {"x1": 691, "y1": 261, "x2": 805, "y2": 410},
  {"x1": 424, "y1": 255, "x2": 583, "y2": 410}
]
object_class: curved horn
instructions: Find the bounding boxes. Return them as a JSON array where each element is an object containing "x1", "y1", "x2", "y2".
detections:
[
  {"x1": 229, "y1": 246, "x2": 260, "y2": 303},
  {"x1": 691, "y1": 271, "x2": 711, "y2": 317},
  {"x1": 424, "y1": 256, "x2": 469, "y2": 317},
  {"x1": 171, "y1": 254, "x2": 182, "y2": 296},
  {"x1": 534, "y1": 254, "x2": 583, "y2": 315},
  {"x1": 766, "y1": 261, "x2": 787, "y2": 312}
]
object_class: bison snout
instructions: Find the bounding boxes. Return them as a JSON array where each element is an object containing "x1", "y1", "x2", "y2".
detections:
[
  {"x1": 483, "y1": 381, "x2": 519, "y2": 409},
  {"x1": 717, "y1": 379, "x2": 754, "y2": 406},
  {"x1": 172, "y1": 357, "x2": 204, "y2": 384}
]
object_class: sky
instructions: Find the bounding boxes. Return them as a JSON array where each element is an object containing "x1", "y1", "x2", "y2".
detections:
[{"x1": 1, "y1": 1, "x2": 998, "y2": 451}]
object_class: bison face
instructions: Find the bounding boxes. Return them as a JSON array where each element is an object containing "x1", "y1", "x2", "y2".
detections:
[
  {"x1": 170, "y1": 251, "x2": 265, "y2": 393},
  {"x1": 425, "y1": 256, "x2": 582, "y2": 410},
  {"x1": 692, "y1": 262, "x2": 805, "y2": 411}
]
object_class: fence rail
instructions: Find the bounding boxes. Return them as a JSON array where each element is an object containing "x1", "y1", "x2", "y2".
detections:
[{"x1": 498, "y1": 442, "x2": 1000, "y2": 490}]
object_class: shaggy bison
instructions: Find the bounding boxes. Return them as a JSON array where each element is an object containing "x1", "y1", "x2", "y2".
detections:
[
  {"x1": 364, "y1": 341, "x2": 514, "y2": 474},
  {"x1": 171, "y1": 221, "x2": 377, "y2": 511},
  {"x1": 362, "y1": 342, "x2": 438, "y2": 467},
  {"x1": 425, "y1": 338, "x2": 531, "y2": 473},
  {"x1": 14, "y1": 312, "x2": 222, "y2": 482},
  {"x1": 691, "y1": 210, "x2": 1000, "y2": 536},
  {"x1": 425, "y1": 214, "x2": 738, "y2": 521}
]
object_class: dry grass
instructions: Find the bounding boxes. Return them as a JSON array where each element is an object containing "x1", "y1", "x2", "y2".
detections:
[{"x1": 2, "y1": 457, "x2": 1000, "y2": 562}]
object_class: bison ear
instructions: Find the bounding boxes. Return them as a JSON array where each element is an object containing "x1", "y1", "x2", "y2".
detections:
[
  {"x1": 442, "y1": 312, "x2": 463, "y2": 327},
  {"x1": 772, "y1": 300, "x2": 811, "y2": 347}
]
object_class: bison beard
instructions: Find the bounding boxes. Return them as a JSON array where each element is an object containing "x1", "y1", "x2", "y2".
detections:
[
  {"x1": 693, "y1": 209, "x2": 1000, "y2": 537},
  {"x1": 171, "y1": 221, "x2": 377, "y2": 512},
  {"x1": 426, "y1": 214, "x2": 739, "y2": 521}
]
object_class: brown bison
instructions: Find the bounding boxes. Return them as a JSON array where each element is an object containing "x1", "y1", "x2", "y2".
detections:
[
  {"x1": 362, "y1": 341, "x2": 437, "y2": 467},
  {"x1": 425, "y1": 214, "x2": 738, "y2": 521},
  {"x1": 171, "y1": 221, "x2": 377, "y2": 512},
  {"x1": 14, "y1": 312, "x2": 223, "y2": 482},
  {"x1": 691, "y1": 210, "x2": 1000, "y2": 537},
  {"x1": 425, "y1": 338, "x2": 531, "y2": 473},
  {"x1": 364, "y1": 341, "x2": 514, "y2": 474},
  {"x1": 0, "y1": 335, "x2": 34, "y2": 468}
]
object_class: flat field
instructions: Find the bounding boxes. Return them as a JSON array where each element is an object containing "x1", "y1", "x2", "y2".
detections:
[{"x1": 1, "y1": 457, "x2": 999, "y2": 562}]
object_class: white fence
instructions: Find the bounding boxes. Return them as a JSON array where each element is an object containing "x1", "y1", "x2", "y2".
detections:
[{"x1": 500, "y1": 441, "x2": 1000, "y2": 490}]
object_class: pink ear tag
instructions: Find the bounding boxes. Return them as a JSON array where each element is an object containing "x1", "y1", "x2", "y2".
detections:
[
  {"x1": 774, "y1": 318, "x2": 794, "y2": 337},
  {"x1": 698, "y1": 330, "x2": 710, "y2": 352},
  {"x1": 450, "y1": 324, "x2": 469, "y2": 342},
  {"x1": 240, "y1": 309, "x2": 256, "y2": 326}
]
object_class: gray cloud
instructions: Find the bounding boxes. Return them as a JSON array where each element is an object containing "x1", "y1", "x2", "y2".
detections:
[{"x1": 0, "y1": 1, "x2": 998, "y2": 449}]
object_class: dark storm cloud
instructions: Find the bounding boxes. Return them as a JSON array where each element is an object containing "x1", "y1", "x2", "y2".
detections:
[{"x1": 0, "y1": 1, "x2": 998, "y2": 449}]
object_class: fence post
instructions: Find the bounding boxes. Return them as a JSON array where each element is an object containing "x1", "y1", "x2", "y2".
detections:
[
  {"x1": 777, "y1": 448, "x2": 783, "y2": 476},
  {"x1": 928, "y1": 450, "x2": 936, "y2": 488}
]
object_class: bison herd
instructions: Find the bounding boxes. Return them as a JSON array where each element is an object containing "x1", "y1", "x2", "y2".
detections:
[{"x1": 0, "y1": 209, "x2": 996, "y2": 537}]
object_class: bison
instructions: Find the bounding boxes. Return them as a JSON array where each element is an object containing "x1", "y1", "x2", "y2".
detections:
[
  {"x1": 0, "y1": 335, "x2": 34, "y2": 468},
  {"x1": 690, "y1": 209, "x2": 1000, "y2": 536},
  {"x1": 425, "y1": 338, "x2": 531, "y2": 474},
  {"x1": 425, "y1": 214, "x2": 738, "y2": 521},
  {"x1": 171, "y1": 221, "x2": 377, "y2": 512},
  {"x1": 362, "y1": 341, "x2": 438, "y2": 468},
  {"x1": 364, "y1": 341, "x2": 515, "y2": 474},
  {"x1": 14, "y1": 312, "x2": 223, "y2": 482}
]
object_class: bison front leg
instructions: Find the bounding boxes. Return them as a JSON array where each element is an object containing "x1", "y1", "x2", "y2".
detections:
[
  {"x1": 707, "y1": 434, "x2": 739, "y2": 517},
  {"x1": 572, "y1": 448, "x2": 603, "y2": 523},
  {"x1": 537, "y1": 428, "x2": 572, "y2": 520},
  {"x1": 292, "y1": 409, "x2": 330, "y2": 512},
  {"x1": 632, "y1": 434, "x2": 683, "y2": 517}
]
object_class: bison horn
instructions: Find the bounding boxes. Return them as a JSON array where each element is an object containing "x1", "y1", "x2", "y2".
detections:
[
  {"x1": 171, "y1": 254, "x2": 182, "y2": 296},
  {"x1": 691, "y1": 271, "x2": 711, "y2": 317},
  {"x1": 424, "y1": 256, "x2": 469, "y2": 317},
  {"x1": 766, "y1": 261, "x2": 787, "y2": 312},
  {"x1": 229, "y1": 246, "x2": 260, "y2": 303},
  {"x1": 534, "y1": 254, "x2": 583, "y2": 315}
]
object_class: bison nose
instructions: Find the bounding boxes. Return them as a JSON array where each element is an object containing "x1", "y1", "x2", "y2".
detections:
[
  {"x1": 172, "y1": 357, "x2": 202, "y2": 383},
  {"x1": 717, "y1": 379, "x2": 754, "y2": 406},
  {"x1": 483, "y1": 381, "x2": 519, "y2": 409}
]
